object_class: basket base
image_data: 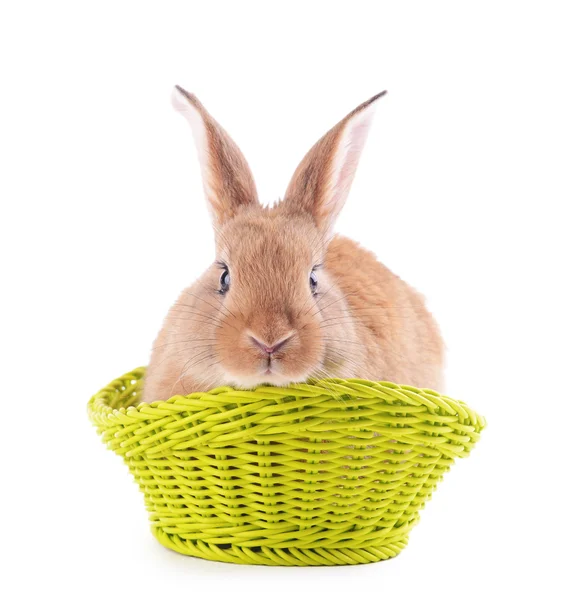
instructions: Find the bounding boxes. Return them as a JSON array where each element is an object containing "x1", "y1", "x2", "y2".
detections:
[{"x1": 152, "y1": 527, "x2": 410, "y2": 566}]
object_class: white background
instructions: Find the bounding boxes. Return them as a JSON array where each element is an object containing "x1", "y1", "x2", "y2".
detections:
[{"x1": 1, "y1": 1, "x2": 572, "y2": 598}]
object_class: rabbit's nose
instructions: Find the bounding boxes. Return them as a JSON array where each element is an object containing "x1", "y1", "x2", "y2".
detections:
[{"x1": 249, "y1": 333, "x2": 294, "y2": 355}]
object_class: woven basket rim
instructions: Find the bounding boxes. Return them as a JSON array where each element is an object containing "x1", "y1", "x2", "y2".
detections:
[{"x1": 89, "y1": 366, "x2": 486, "y2": 432}]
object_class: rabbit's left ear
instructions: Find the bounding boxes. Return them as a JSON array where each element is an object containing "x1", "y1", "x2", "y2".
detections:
[
  {"x1": 283, "y1": 91, "x2": 385, "y2": 237},
  {"x1": 172, "y1": 86, "x2": 259, "y2": 226}
]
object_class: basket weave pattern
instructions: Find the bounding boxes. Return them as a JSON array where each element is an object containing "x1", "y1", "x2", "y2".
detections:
[{"x1": 88, "y1": 368, "x2": 485, "y2": 566}]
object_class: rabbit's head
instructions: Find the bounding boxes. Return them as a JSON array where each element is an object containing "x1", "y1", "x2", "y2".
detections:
[{"x1": 167, "y1": 87, "x2": 384, "y2": 389}]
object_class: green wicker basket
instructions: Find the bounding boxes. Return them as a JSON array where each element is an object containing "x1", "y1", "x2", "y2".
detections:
[{"x1": 88, "y1": 367, "x2": 485, "y2": 566}]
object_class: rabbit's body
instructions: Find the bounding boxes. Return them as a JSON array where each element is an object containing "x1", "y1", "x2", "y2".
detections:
[
  {"x1": 143, "y1": 88, "x2": 443, "y2": 402},
  {"x1": 324, "y1": 235, "x2": 443, "y2": 389}
]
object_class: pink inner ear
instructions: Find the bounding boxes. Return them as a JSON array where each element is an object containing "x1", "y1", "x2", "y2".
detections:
[
  {"x1": 171, "y1": 86, "x2": 259, "y2": 226},
  {"x1": 171, "y1": 87, "x2": 217, "y2": 208},
  {"x1": 323, "y1": 104, "x2": 377, "y2": 225}
]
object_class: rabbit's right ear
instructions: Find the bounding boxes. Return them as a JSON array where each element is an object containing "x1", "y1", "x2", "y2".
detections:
[{"x1": 172, "y1": 86, "x2": 258, "y2": 226}]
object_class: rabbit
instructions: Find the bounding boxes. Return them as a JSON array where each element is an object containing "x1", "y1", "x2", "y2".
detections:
[{"x1": 142, "y1": 86, "x2": 444, "y2": 402}]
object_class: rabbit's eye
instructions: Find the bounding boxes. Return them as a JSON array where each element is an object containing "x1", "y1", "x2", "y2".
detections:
[
  {"x1": 219, "y1": 269, "x2": 230, "y2": 294},
  {"x1": 309, "y1": 270, "x2": 318, "y2": 295}
]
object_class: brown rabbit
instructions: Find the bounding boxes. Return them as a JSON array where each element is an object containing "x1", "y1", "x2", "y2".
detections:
[{"x1": 143, "y1": 86, "x2": 444, "y2": 402}]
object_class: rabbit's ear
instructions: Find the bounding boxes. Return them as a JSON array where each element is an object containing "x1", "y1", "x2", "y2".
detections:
[
  {"x1": 172, "y1": 86, "x2": 258, "y2": 226},
  {"x1": 283, "y1": 91, "x2": 386, "y2": 237}
]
